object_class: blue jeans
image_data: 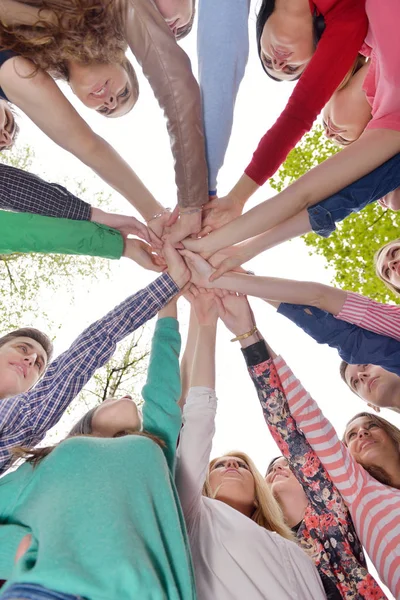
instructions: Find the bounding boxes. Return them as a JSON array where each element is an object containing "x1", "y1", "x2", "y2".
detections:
[
  {"x1": 1, "y1": 584, "x2": 83, "y2": 600},
  {"x1": 307, "y1": 152, "x2": 400, "y2": 237}
]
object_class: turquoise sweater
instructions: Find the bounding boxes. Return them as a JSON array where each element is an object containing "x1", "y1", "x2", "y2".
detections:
[{"x1": 0, "y1": 318, "x2": 196, "y2": 600}]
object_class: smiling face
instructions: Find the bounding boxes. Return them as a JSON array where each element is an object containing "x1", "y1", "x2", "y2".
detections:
[
  {"x1": 68, "y1": 62, "x2": 138, "y2": 118},
  {"x1": 208, "y1": 455, "x2": 256, "y2": 510},
  {"x1": 0, "y1": 336, "x2": 47, "y2": 398},
  {"x1": 344, "y1": 416, "x2": 400, "y2": 470},
  {"x1": 260, "y1": 11, "x2": 314, "y2": 81},
  {"x1": 153, "y1": 0, "x2": 193, "y2": 36},
  {"x1": 344, "y1": 363, "x2": 400, "y2": 411},
  {"x1": 0, "y1": 99, "x2": 17, "y2": 151},
  {"x1": 322, "y1": 63, "x2": 371, "y2": 146},
  {"x1": 91, "y1": 396, "x2": 141, "y2": 437},
  {"x1": 376, "y1": 240, "x2": 400, "y2": 292},
  {"x1": 265, "y1": 457, "x2": 303, "y2": 496}
]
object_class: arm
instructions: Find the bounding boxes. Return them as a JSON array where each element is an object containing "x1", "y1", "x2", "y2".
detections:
[
  {"x1": 175, "y1": 290, "x2": 218, "y2": 524},
  {"x1": 179, "y1": 306, "x2": 198, "y2": 409},
  {"x1": 0, "y1": 0, "x2": 55, "y2": 26},
  {"x1": 0, "y1": 211, "x2": 124, "y2": 259},
  {"x1": 141, "y1": 313, "x2": 182, "y2": 472},
  {"x1": 0, "y1": 524, "x2": 30, "y2": 581},
  {"x1": 336, "y1": 292, "x2": 400, "y2": 342},
  {"x1": 0, "y1": 272, "x2": 180, "y2": 474},
  {"x1": 0, "y1": 57, "x2": 162, "y2": 222},
  {"x1": 277, "y1": 302, "x2": 400, "y2": 377},
  {"x1": 198, "y1": 0, "x2": 250, "y2": 195},
  {"x1": 0, "y1": 164, "x2": 91, "y2": 220},
  {"x1": 185, "y1": 128, "x2": 400, "y2": 256},
  {"x1": 123, "y1": 0, "x2": 208, "y2": 211}
]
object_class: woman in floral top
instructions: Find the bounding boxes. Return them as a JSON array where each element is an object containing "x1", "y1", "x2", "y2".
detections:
[{"x1": 216, "y1": 292, "x2": 387, "y2": 600}]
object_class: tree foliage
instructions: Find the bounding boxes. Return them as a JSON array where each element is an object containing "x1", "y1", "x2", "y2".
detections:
[{"x1": 269, "y1": 125, "x2": 400, "y2": 304}]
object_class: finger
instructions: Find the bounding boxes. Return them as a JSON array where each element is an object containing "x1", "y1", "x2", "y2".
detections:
[
  {"x1": 209, "y1": 260, "x2": 230, "y2": 282},
  {"x1": 213, "y1": 288, "x2": 224, "y2": 298},
  {"x1": 202, "y1": 198, "x2": 219, "y2": 211},
  {"x1": 196, "y1": 225, "x2": 212, "y2": 238},
  {"x1": 148, "y1": 229, "x2": 162, "y2": 249},
  {"x1": 166, "y1": 205, "x2": 179, "y2": 227}
]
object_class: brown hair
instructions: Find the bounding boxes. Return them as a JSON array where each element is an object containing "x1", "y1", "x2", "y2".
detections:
[
  {"x1": 13, "y1": 402, "x2": 164, "y2": 467},
  {"x1": 0, "y1": 327, "x2": 53, "y2": 363},
  {"x1": 203, "y1": 450, "x2": 294, "y2": 541},
  {"x1": 374, "y1": 238, "x2": 400, "y2": 296},
  {"x1": 343, "y1": 412, "x2": 400, "y2": 488},
  {"x1": 0, "y1": 0, "x2": 128, "y2": 80}
]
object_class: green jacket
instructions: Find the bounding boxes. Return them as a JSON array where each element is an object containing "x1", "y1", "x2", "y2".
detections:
[{"x1": 0, "y1": 211, "x2": 123, "y2": 259}]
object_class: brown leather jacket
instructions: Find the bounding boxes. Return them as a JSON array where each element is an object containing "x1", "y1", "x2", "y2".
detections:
[{"x1": 119, "y1": 0, "x2": 208, "y2": 208}]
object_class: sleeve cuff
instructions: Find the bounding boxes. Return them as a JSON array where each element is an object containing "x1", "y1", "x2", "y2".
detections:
[
  {"x1": 307, "y1": 204, "x2": 336, "y2": 238},
  {"x1": 241, "y1": 340, "x2": 270, "y2": 366}
]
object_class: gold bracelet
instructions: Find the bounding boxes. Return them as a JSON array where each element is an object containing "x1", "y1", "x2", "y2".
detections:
[{"x1": 230, "y1": 325, "x2": 258, "y2": 342}]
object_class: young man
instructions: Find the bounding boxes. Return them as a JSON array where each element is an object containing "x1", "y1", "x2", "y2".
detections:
[{"x1": 0, "y1": 243, "x2": 189, "y2": 475}]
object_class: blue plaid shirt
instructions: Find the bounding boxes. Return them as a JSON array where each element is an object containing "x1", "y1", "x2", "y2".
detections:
[{"x1": 0, "y1": 273, "x2": 179, "y2": 474}]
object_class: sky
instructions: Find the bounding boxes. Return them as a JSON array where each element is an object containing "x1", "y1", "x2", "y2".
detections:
[{"x1": 6, "y1": 2, "x2": 397, "y2": 595}]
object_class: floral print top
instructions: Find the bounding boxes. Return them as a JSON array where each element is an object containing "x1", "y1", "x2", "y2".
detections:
[{"x1": 245, "y1": 350, "x2": 387, "y2": 600}]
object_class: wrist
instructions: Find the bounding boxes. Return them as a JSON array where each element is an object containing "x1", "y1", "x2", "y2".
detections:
[
  {"x1": 90, "y1": 207, "x2": 107, "y2": 224},
  {"x1": 239, "y1": 330, "x2": 260, "y2": 348},
  {"x1": 230, "y1": 174, "x2": 259, "y2": 206}
]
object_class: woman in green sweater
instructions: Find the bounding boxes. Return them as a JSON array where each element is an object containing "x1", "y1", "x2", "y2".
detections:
[{"x1": 0, "y1": 298, "x2": 196, "y2": 600}]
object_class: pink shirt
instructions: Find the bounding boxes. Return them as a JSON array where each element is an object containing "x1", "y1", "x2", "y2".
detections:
[
  {"x1": 363, "y1": 0, "x2": 400, "y2": 131},
  {"x1": 274, "y1": 355, "x2": 400, "y2": 598},
  {"x1": 336, "y1": 291, "x2": 400, "y2": 342}
]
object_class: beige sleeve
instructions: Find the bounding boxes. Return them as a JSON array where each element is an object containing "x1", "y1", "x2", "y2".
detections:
[{"x1": 122, "y1": 0, "x2": 208, "y2": 207}]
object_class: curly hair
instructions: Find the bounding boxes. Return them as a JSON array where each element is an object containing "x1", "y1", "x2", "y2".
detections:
[{"x1": 0, "y1": 0, "x2": 127, "y2": 80}]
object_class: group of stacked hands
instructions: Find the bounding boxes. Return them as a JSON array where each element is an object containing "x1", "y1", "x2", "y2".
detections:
[{"x1": 0, "y1": 0, "x2": 400, "y2": 599}]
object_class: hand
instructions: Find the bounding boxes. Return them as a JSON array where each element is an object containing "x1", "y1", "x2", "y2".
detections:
[
  {"x1": 147, "y1": 210, "x2": 172, "y2": 240},
  {"x1": 91, "y1": 208, "x2": 161, "y2": 248},
  {"x1": 378, "y1": 187, "x2": 400, "y2": 211},
  {"x1": 15, "y1": 534, "x2": 32, "y2": 564},
  {"x1": 208, "y1": 244, "x2": 251, "y2": 280},
  {"x1": 123, "y1": 239, "x2": 166, "y2": 272},
  {"x1": 179, "y1": 250, "x2": 216, "y2": 288},
  {"x1": 185, "y1": 287, "x2": 219, "y2": 327},
  {"x1": 217, "y1": 292, "x2": 255, "y2": 337},
  {"x1": 165, "y1": 208, "x2": 202, "y2": 246},
  {"x1": 202, "y1": 194, "x2": 244, "y2": 231},
  {"x1": 164, "y1": 242, "x2": 191, "y2": 289}
]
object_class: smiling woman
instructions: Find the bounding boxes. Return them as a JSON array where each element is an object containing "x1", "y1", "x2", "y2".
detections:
[
  {"x1": 375, "y1": 238, "x2": 400, "y2": 295},
  {"x1": 0, "y1": 98, "x2": 17, "y2": 150}
]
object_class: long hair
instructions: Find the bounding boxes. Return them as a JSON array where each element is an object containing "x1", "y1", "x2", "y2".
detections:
[
  {"x1": 374, "y1": 238, "x2": 400, "y2": 296},
  {"x1": 203, "y1": 450, "x2": 294, "y2": 540},
  {"x1": 256, "y1": 0, "x2": 325, "y2": 80},
  {"x1": 0, "y1": 0, "x2": 127, "y2": 80},
  {"x1": 13, "y1": 403, "x2": 162, "y2": 467},
  {"x1": 343, "y1": 412, "x2": 400, "y2": 488}
]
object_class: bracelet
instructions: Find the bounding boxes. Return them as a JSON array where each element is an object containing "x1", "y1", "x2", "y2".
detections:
[
  {"x1": 147, "y1": 208, "x2": 171, "y2": 222},
  {"x1": 179, "y1": 206, "x2": 203, "y2": 215},
  {"x1": 230, "y1": 325, "x2": 258, "y2": 343}
]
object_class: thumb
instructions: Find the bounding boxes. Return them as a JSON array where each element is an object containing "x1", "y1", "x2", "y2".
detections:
[
  {"x1": 202, "y1": 198, "x2": 219, "y2": 211},
  {"x1": 166, "y1": 205, "x2": 179, "y2": 227},
  {"x1": 209, "y1": 259, "x2": 231, "y2": 282}
]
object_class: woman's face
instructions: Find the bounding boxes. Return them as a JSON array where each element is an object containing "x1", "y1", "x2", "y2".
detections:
[
  {"x1": 322, "y1": 64, "x2": 371, "y2": 145},
  {"x1": 68, "y1": 62, "x2": 137, "y2": 118},
  {"x1": 91, "y1": 396, "x2": 141, "y2": 437},
  {"x1": 344, "y1": 363, "x2": 400, "y2": 410},
  {"x1": 265, "y1": 457, "x2": 304, "y2": 497},
  {"x1": 0, "y1": 100, "x2": 17, "y2": 150},
  {"x1": 376, "y1": 241, "x2": 400, "y2": 290},
  {"x1": 154, "y1": 0, "x2": 193, "y2": 35},
  {"x1": 344, "y1": 416, "x2": 400, "y2": 469},
  {"x1": 260, "y1": 13, "x2": 314, "y2": 81},
  {"x1": 209, "y1": 455, "x2": 256, "y2": 507}
]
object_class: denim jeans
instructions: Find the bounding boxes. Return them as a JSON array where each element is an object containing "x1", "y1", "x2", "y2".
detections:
[
  {"x1": 307, "y1": 152, "x2": 400, "y2": 237},
  {"x1": 0, "y1": 584, "x2": 83, "y2": 600}
]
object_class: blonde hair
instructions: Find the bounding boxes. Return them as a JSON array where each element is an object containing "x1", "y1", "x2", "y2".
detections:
[
  {"x1": 374, "y1": 237, "x2": 400, "y2": 296},
  {"x1": 343, "y1": 412, "x2": 400, "y2": 488},
  {"x1": 203, "y1": 451, "x2": 294, "y2": 541},
  {"x1": 336, "y1": 53, "x2": 367, "y2": 92}
]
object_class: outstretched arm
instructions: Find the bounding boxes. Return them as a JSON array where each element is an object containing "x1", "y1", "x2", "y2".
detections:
[
  {"x1": 184, "y1": 128, "x2": 400, "y2": 256},
  {"x1": 0, "y1": 57, "x2": 163, "y2": 226},
  {"x1": 175, "y1": 290, "x2": 219, "y2": 526},
  {"x1": 198, "y1": 0, "x2": 250, "y2": 196}
]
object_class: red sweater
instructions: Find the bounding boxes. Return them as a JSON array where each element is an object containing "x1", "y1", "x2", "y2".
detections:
[{"x1": 245, "y1": 0, "x2": 368, "y2": 186}]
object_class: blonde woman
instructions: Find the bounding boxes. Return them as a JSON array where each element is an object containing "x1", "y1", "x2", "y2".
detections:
[
  {"x1": 0, "y1": 0, "x2": 207, "y2": 242},
  {"x1": 175, "y1": 288, "x2": 326, "y2": 600}
]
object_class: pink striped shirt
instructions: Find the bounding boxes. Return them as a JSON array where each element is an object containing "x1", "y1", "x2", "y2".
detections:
[
  {"x1": 274, "y1": 355, "x2": 400, "y2": 598},
  {"x1": 336, "y1": 291, "x2": 400, "y2": 342}
]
